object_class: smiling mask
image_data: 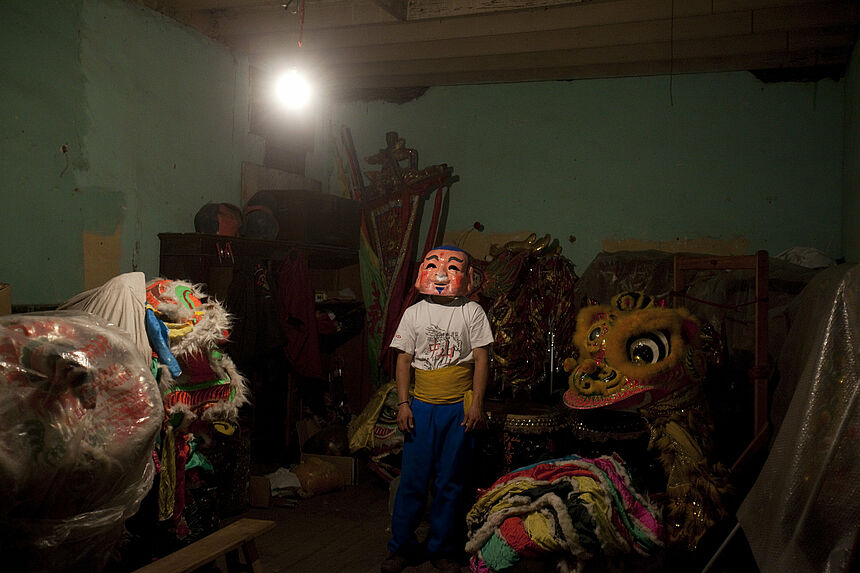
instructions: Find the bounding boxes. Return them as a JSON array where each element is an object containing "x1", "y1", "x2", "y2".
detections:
[{"x1": 415, "y1": 246, "x2": 474, "y2": 297}]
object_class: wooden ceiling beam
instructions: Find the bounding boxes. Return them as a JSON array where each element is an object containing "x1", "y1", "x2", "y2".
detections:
[
  {"x1": 243, "y1": 8, "x2": 855, "y2": 65},
  {"x1": 272, "y1": 15, "x2": 760, "y2": 67},
  {"x1": 713, "y1": 0, "x2": 833, "y2": 11},
  {"x1": 200, "y1": 0, "x2": 855, "y2": 42},
  {"x1": 313, "y1": 31, "x2": 788, "y2": 79},
  {"x1": 238, "y1": 0, "x2": 855, "y2": 54},
  {"x1": 318, "y1": 44, "x2": 852, "y2": 90},
  {"x1": 151, "y1": 0, "x2": 859, "y2": 91},
  {"x1": 181, "y1": 1, "x2": 398, "y2": 39},
  {"x1": 160, "y1": 0, "x2": 589, "y2": 21},
  {"x1": 215, "y1": 0, "x2": 684, "y2": 41},
  {"x1": 160, "y1": 0, "x2": 279, "y2": 9},
  {"x1": 405, "y1": 0, "x2": 588, "y2": 20},
  {"x1": 372, "y1": 0, "x2": 408, "y2": 20},
  {"x1": 753, "y1": 2, "x2": 860, "y2": 31},
  {"x1": 243, "y1": 1, "x2": 712, "y2": 54},
  {"x1": 788, "y1": 26, "x2": 859, "y2": 50}
]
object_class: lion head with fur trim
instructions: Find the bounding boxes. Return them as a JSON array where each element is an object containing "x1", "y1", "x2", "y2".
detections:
[{"x1": 563, "y1": 292, "x2": 708, "y2": 411}]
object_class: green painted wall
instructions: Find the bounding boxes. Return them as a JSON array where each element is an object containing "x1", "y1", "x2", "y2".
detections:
[
  {"x1": 2, "y1": 0, "x2": 853, "y2": 304},
  {"x1": 1, "y1": 0, "x2": 263, "y2": 305},
  {"x1": 315, "y1": 72, "x2": 845, "y2": 273},
  {"x1": 2, "y1": 1, "x2": 86, "y2": 304},
  {"x1": 845, "y1": 41, "x2": 860, "y2": 264}
]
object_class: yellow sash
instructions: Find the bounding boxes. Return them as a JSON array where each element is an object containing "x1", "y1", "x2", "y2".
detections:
[{"x1": 414, "y1": 364, "x2": 473, "y2": 405}]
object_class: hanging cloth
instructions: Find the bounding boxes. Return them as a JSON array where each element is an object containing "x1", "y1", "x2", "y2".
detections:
[{"x1": 276, "y1": 250, "x2": 323, "y2": 379}]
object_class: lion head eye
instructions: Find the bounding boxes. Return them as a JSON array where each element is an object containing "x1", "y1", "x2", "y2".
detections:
[{"x1": 627, "y1": 331, "x2": 670, "y2": 364}]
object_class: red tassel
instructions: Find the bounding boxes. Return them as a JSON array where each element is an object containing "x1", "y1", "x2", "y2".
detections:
[{"x1": 298, "y1": 0, "x2": 306, "y2": 47}]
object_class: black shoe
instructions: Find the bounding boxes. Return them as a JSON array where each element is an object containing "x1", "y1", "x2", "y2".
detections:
[{"x1": 381, "y1": 552, "x2": 408, "y2": 573}]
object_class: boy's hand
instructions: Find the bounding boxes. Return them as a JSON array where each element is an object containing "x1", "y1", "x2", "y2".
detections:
[
  {"x1": 462, "y1": 402, "x2": 487, "y2": 431},
  {"x1": 397, "y1": 402, "x2": 414, "y2": 433},
  {"x1": 394, "y1": 351, "x2": 414, "y2": 433},
  {"x1": 465, "y1": 346, "x2": 489, "y2": 432}
]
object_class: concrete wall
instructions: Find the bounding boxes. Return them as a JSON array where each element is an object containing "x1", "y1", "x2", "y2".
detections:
[
  {"x1": 313, "y1": 72, "x2": 845, "y2": 273},
  {"x1": 844, "y1": 40, "x2": 860, "y2": 264},
  {"x1": 1, "y1": 0, "x2": 853, "y2": 305},
  {"x1": 1, "y1": 0, "x2": 263, "y2": 305}
]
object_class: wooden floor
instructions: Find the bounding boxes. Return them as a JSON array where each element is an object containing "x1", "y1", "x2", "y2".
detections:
[
  {"x1": 225, "y1": 465, "x2": 454, "y2": 573},
  {"x1": 198, "y1": 461, "x2": 758, "y2": 573}
]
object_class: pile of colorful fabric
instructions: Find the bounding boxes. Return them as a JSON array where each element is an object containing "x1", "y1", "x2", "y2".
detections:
[
  {"x1": 144, "y1": 278, "x2": 250, "y2": 541},
  {"x1": 466, "y1": 454, "x2": 662, "y2": 572}
]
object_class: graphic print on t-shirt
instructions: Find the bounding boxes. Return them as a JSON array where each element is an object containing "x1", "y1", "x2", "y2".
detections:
[{"x1": 424, "y1": 324, "x2": 462, "y2": 370}]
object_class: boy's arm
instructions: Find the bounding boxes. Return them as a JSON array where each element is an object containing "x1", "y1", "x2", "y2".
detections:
[
  {"x1": 463, "y1": 345, "x2": 489, "y2": 431},
  {"x1": 395, "y1": 351, "x2": 415, "y2": 433}
]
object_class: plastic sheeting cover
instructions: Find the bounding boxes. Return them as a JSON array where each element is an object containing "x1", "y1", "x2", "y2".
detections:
[
  {"x1": 0, "y1": 311, "x2": 163, "y2": 572},
  {"x1": 58, "y1": 272, "x2": 151, "y2": 365},
  {"x1": 737, "y1": 264, "x2": 859, "y2": 573}
]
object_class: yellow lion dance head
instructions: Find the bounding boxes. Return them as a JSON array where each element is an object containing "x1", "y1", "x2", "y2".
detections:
[{"x1": 563, "y1": 291, "x2": 708, "y2": 411}]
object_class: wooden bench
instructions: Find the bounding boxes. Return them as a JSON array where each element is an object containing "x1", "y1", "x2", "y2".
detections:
[{"x1": 133, "y1": 518, "x2": 276, "y2": 573}]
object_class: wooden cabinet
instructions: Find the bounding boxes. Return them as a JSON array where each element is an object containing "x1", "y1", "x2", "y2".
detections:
[
  {"x1": 158, "y1": 233, "x2": 359, "y2": 301},
  {"x1": 158, "y1": 232, "x2": 370, "y2": 463}
]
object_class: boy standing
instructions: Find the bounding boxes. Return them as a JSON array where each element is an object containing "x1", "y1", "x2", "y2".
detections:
[{"x1": 381, "y1": 246, "x2": 493, "y2": 573}]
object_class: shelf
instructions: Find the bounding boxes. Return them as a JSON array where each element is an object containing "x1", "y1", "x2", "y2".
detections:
[{"x1": 158, "y1": 233, "x2": 358, "y2": 270}]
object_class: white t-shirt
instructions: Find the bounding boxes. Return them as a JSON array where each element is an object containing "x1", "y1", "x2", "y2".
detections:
[{"x1": 390, "y1": 298, "x2": 493, "y2": 371}]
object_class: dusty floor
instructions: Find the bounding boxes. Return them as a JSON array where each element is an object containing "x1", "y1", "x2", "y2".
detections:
[
  {"x1": 228, "y1": 465, "x2": 458, "y2": 573},
  {"x1": 222, "y1": 462, "x2": 759, "y2": 573}
]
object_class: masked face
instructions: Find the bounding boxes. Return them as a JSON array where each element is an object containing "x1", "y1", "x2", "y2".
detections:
[{"x1": 415, "y1": 248, "x2": 472, "y2": 296}]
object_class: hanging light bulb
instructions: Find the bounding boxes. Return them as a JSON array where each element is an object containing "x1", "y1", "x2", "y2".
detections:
[{"x1": 273, "y1": 68, "x2": 312, "y2": 111}]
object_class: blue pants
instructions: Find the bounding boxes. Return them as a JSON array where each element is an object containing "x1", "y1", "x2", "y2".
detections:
[{"x1": 388, "y1": 399, "x2": 476, "y2": 559}]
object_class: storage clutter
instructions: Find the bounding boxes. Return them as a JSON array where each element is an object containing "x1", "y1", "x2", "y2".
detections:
[
  {"x1": 246, "y1": 418, "x2": 357, "y2": 508},
  {"x1": 46, "y1": 273, "x2": 254, "y2": 568},
  {"x1": 141, "y1": 277, "x2": 252, "y2": 542},
  {"x1": 296, "y1": 418, "x2": 357, "y2": 488},
  {"x1": 0, "y1": 311, "x2": 163, "y2": 572},
  {"x1": 192, "y1": 189, "x2": 361, "y2": 249},
  {"x1": 246, "y1": 189, "x2": 361, "y2": 249}
]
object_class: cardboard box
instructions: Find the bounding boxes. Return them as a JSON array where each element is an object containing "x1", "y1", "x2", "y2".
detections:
[
  {"x1": 309, "y1": 265, "x2": 363, "y2": 302},
  {"x1": 0, "y1": 283, "x2": 10, "y2": 316},
  {"x1": 249, "y1": 475, "x2": 271, "y2": 508},
  {"x1": 299, "y1": 453, "x2": 357, "y2": 486},
  {"x1": 296, "y1": 418, "x2": 357, "y2": 486}
]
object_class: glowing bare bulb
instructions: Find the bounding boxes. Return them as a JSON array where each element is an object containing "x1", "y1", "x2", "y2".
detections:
[{"x1": 274, "y1": 69, "x2": 311, "y2": 110}]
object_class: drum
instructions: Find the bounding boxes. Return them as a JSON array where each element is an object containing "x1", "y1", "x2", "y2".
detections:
[{"x1": 480, "y1": 399, "x2": 650, "y2": 479}]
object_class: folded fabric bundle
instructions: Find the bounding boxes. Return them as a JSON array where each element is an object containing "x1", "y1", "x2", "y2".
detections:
[{"x1": 466, "y1": 454, "x2": 662, "y2": 572}]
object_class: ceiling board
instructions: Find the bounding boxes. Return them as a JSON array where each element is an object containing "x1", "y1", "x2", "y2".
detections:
[
  {"x1": 406, "y1": 0, "x2": 587, "y2": 20},
  {"x1": 373, "y1": 0, "x2": 407, "y2": 20},
  {"x1": 146, "y1": 0, "x2": 860, "y2": 99}
]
